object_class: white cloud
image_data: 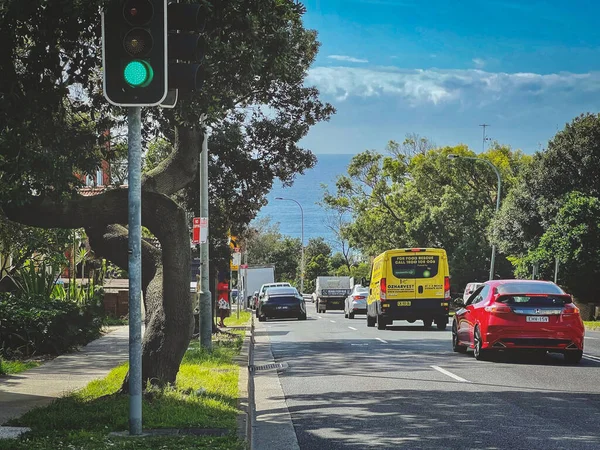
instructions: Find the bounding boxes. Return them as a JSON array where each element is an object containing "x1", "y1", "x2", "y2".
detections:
[
  {"x1": 472, "y1": 58, "x2": 486, "y2": 68},
  {"x1": 306, "y1": 66, "x2": 600, "y2": 107},
  {"x1": 328, "y1": 55, "x2": 369, "y2": 63}
]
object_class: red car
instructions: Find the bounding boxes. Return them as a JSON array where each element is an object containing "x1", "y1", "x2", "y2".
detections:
[{"x1": 452, "y1": 280, "x2": 584, "y2": 363}]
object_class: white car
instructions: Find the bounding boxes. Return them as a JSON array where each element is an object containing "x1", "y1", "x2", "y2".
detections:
[
  {"x1": 344, "y1": 285, "x2": 369, "y2": 319},
  {"x1": 463, "y1": 282, "x2": 484, "y2": 302}
]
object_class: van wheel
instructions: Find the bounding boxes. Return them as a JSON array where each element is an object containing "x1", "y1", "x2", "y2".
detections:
[
  {"x1": 377, "y1": 315, "x2": 386, "y2": 330},
  {"x1": 436, "y1": 321, "x2": 447, "y2": 331},
  {"x1": 367, "y1": 315, "x2": 376, "y2": 327},
  {"x1": 423, "y1": 319, "x2": 433, "y2": 329}
]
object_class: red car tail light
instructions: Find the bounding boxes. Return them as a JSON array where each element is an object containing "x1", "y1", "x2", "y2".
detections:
[
  {"x1": 380, "y1": 278, "x2": 387, "y2": 300},
  {"x1": 562, "y1": 303, "x2": 580, "y2": 316},
  {"x1": 444, "y1": 276, "x2": 451, "y2": 300},
  {"x1": 353, "y1": 295, "x2": 366, "y2": 300},
  {"x1": 484, "y1": 303, "x2": 512, "y2": 314}
]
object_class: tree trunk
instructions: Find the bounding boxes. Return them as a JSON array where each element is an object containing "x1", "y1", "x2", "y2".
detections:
[{"x1": 4, "y1": 190, "x2": 194, "y2": 386}]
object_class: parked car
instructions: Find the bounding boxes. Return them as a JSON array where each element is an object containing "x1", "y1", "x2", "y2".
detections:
[
  {"x1": 257, "y1": 287, "x2": 307, "y2": 322},
  {"x1": 344, "y1": 285, "x2": 368, "y2": 319},
  {"x1": 452, "y1": 280, "x2": 584, "y2": 363},
  {"x1": 463, "y1": 282, "x2": 484, "y2": 302}
]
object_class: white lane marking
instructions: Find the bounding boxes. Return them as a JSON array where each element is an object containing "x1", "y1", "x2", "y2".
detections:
[
  {"x1": 348, "y1": 326, "x2": 357, "y2": 331},
  {"x1": 584, "y1": 354, "x2": 600, "y2": 362},
  {"x1": 431, "y1": 365, "x2": 471, "y2": 383},
  {"x1": 375, "y1": 337, "x2": 388, "y2": 344},
  {"x1": 585, "y1": 336, "x2": 599, "y2": 340},
  {"x1": 351, "y1": 343, "x2": 368, "y2": 346},
  {"x1": 330, "y1": 320, "x2": 336, "y2": 323},
  {"x1": 317, "y1": 316, "x2": 323, "y2": 319}
]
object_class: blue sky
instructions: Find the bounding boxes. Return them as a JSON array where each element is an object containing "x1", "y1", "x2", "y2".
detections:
[{"x1": 300, "y1": 0, "x2": 600, "y2": 154}]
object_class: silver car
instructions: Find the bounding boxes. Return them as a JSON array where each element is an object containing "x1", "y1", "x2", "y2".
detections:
[{"x1": 344, "y1": 285, "x2": 368, "y2": 319}]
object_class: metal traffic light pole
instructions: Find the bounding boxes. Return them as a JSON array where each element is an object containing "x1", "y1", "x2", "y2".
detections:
[{"x1": 127, "y1": 107, "x2": 143, "y2": 436}]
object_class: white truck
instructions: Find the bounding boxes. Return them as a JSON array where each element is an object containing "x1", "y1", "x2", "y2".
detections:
[
  {"x1": 315, "y1": 276, "x2": 353, "y2": 313},
  {"x1": 239, "y1": 265, "x2": 275, "y2": 308}
]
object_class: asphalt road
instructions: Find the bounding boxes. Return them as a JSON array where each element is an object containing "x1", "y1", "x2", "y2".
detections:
[{"x1": 258, "y1": 302, "x2": 600, "y2": 449}]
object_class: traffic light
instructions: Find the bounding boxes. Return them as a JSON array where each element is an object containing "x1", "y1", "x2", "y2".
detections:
[
  {"x1": 102, "y1": 0, "x2": 168, "y2": 106},
  {"x1": 167, "y1": 1, "x2": 206, "y2": 92}
]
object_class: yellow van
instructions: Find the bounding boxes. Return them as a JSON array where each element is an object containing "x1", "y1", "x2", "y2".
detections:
[{"x1": 365, "y1": 248, "x2": 451, "y2": 330}]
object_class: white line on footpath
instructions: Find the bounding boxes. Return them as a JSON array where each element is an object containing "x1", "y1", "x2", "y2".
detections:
[
  {"x1": 348, "y1": 326, "x2": 357, "y2": 331},
  {"x1": 317, "y1": 316, "x2": 323, "y2": 319},
  {"x1": 431, "y1": 365, "x2": 470, "y2": 383},
  {"x1": 375, "y1": 337, "x2": 388, "y2": 344},
  {"x1": 330, "y1": 320, "x2": 336, "y2": 323}
]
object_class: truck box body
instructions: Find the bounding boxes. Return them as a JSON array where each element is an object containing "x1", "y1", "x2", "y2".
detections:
[
  {"x1": 240, "y1": 265, "x2": 275, "y2": 307},
  {"x1": 315, "y1": 276, "x2": 353, "y2": 312}
]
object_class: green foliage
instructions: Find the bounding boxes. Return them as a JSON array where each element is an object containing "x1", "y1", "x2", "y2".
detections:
[
  {"x1": 514, "y1": 193, "x2": 600, "y2": 302},
  {"x1": 0, "y1": 292, "x2": 103, "y2": 357},
  {"x1": 323, "y1": 139, "x2": 529, "y2": 290},
  {"x1": 0, "y1": 220, "x2": 71, "y2": 285},
  {"x1": 243, "y1": 219, "x2": 301, "y2": 283},
  {"x1": 12, "y1": 260, "x2": 61, "y2": 299},
  {"x1": 493, "y1": 114, "x2": 600, "y2": 301}
]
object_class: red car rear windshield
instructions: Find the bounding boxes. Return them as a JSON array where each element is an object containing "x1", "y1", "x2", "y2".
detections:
[{"x1": 496, "y1": 282, "x2": 565, "y2": 295}]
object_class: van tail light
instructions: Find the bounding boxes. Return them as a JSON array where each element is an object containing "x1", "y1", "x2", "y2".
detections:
[
  {"x1": 353, "y1": 295, "x2": 366, "y2": 300},
  {"x1": 444, "y1": 276, "x2": 451, "y2": 300},
  {"x1": 484, "y1": 303, "x2": 512, "y2": 314},
  {"x1": 380, "y1": 278, "x2": 387, "y2": 300},
  {"x1": 562, "y1": 304, "x2": 580, "y2": 316}
]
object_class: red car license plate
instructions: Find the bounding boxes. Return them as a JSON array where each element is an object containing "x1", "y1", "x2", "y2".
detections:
[{"x1": 526, "y1": 316, "x2": 549, "y2": 322}]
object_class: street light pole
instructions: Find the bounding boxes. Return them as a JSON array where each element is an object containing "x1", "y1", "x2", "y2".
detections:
[
  {"x1": 275, "y1": 197, "x2": 304, "y2": 293},
  {"x1": 447, "y1": 155, "x2": 501, "y2": 281}
]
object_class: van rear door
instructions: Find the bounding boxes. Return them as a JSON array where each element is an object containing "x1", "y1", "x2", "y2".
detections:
[
  {"x1": 388, "y1": 255, "x2": 417, "y2": 301},
  {"x1": 413, "y1": 254, "x2": 444, "y2": 300}
]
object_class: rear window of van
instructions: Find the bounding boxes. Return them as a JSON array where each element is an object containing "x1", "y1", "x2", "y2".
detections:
[{"x1": 392, "y1": 255, "x2": 439, "y2": 279}]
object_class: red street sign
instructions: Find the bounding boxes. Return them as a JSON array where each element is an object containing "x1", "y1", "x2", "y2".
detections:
[
  {"x1": 240, "y1": 264, "x2": 248, "y2": 269},
  {"x1": 192, "y1": 217, "x2": 200, "y2": 244}
]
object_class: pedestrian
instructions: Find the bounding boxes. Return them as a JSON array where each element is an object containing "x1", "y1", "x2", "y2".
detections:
[{"x1": 217, "y1": 279, "x2": 230, "y2": 327}]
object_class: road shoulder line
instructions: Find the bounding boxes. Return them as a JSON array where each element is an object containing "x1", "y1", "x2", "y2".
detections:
[{"x1": 431, "y1": 365, "x2": 470, "y2": 383}]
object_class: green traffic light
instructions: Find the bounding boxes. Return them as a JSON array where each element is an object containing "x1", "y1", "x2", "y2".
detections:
[{"x1": 124, "y1": 60, "x2": 153, "y2": 87}]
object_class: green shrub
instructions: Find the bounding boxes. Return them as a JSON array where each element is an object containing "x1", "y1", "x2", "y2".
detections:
[{"x1": 0, "y1": 292, "x2": 104, "y2": 357}]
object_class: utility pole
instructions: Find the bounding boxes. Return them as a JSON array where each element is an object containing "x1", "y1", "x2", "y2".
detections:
[
  {"x1": 199, "y1": 129, "x2": 212, "y2": 350},
  {"x1": 479, "y1": 124, "x2": 490, "y2": 152}
]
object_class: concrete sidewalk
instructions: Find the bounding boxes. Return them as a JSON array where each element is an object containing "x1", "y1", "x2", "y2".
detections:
[
  {"x1": 251, "y1": 319, "x2": 300, "y2": 450},
  {"x1": 0, "y1": 326, "x2": 130, "y2": 431}
]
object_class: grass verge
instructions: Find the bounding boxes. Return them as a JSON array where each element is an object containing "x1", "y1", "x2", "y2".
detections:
[
  {"x1": 584, "y1": 321, "x2": 600, "y2": 331},
  {"x1": 2, "y1": 314, "x2": 251, "y2": 450},
  {"x1": 0, "y1": 358, "x2": 41, "y2": 376}
]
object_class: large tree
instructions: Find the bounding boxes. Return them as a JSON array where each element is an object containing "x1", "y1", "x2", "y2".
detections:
[
  {"x1": 0, "y1": 0, "x2": 333, "y2": 386},
  {"x1": 323, "y1": 140, "x2": 529, "y2": 290},
  {"x1": 493, "y1": 113, "x2": 600, "y2": 302}
]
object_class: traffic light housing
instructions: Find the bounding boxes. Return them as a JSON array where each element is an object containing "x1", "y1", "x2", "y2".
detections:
[
  {"x1": 167, "y1": 1, "x2": 206, "y2": 92},
  {"x1": 102, "y1": 0, "x2": 168, "y2": 106}
]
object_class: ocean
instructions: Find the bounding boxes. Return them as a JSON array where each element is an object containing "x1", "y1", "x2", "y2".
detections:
[{"x1": 255, "y1": 153, "x2": 355, "y2": 250}]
